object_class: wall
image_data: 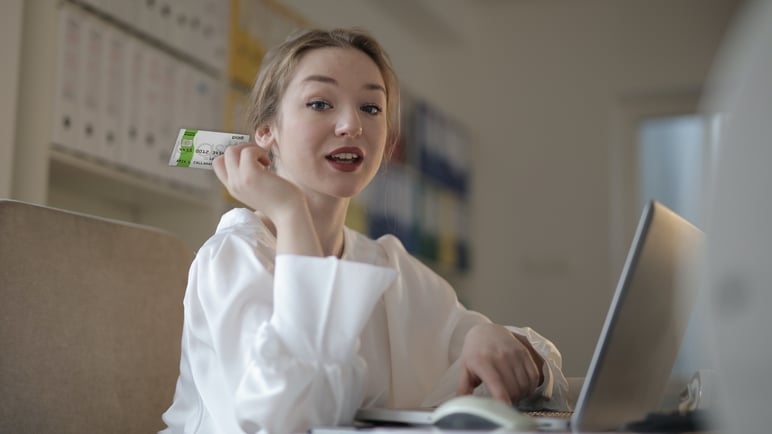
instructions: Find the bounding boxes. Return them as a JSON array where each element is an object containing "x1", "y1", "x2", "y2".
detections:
[
  {"x1": 278, "y1": 0, "x2": 742, "y2": 376},
  {"x1": 0, "y1": 0, "x2": 23, "y2": 198},
  {"x1": 2, "y1": 0, "x2": 741, "y2": 377}
]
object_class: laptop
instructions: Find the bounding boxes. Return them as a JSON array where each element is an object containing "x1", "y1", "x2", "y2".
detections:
[{"x1": 354, "y1": 200, "x2": 704, "y2": 432}]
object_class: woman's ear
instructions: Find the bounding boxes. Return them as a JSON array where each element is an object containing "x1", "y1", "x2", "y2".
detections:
[{"x1": 254, "y1": 125, "x2": 275, "y2": 150}]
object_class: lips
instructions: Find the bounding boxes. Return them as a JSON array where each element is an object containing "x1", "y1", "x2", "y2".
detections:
[
  {"x1": 325, "y1": 147, "x2": 363, "y2": 163},
  {"x1": 325, "y1": 147, "x2": 364, "y2": 172}
]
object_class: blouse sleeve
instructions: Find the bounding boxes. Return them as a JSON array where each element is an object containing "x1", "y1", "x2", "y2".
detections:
[
  {"x1": 506, "y1": 326, "x2": 571, "y2": 411},
  {"x1": 184, "y1": 233, "x2": 397, "y2": 433},
  {"x1": 373, "y1": 234, "x2": 569, "y2": 412}
]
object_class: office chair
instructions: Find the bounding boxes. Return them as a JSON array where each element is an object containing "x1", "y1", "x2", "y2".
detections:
[{"x1": 0, "y1": 199, "x2": 193, "y2": 433}]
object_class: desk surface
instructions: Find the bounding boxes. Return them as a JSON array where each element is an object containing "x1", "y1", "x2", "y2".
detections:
[{"x1": 310, "y1": 428, "x2": 710, "y2": 434}]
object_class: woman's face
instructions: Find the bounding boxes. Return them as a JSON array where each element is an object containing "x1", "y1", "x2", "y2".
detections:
[{"x1": 264, "y1": 47, "x2": 389, "y2": 201}]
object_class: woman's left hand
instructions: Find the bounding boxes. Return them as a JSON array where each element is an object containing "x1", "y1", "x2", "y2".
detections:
[{"x1": 456, "y1": 323, "x2": 544, "y2": 404}]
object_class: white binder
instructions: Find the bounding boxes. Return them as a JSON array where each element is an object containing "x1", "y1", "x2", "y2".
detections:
[
  {"x1": 78, "y1": 13, "x2": 106, "y2": 158},
  {"x1": 188, "y1": 70, "x2": 219, "y2": 189},
  {"x1": 169, "y1": 62, "x2": 215, "y2": 190},
  {"x1": 200, "y1": 0, "x2": 227, "y2": 70},
  {"x1": 98, "y1": 25, "x2": 128, "y2": 164},
  {"x1": 137, "y1": 0, "x2": 158, "y2": 40},
  {"x1": 120, "y1": 35, "x2": 146, "y2": 173},
  {"x1": 156, "y1": 0, "x2": 173, "y2": 43},
  {"x1": 51, "y1": 5, "x2": 84, "y2": 152},
  {"x1": 136, "y1": 44, "x2": 163, "y2": 177},
  {"x1": 155, "y1": 51, "x2": 179, "y2": 182},
  {"x1": 107, "y1": 0, "x2": 139, "y2": 28},
  {"x1": 168, "y1": 0, "x2": 189, "y2": 55},
  {"x1": 185, "y1": 0, "x2": 205, "y2": 63},
  {"x1": 167, "y1": 61, "x2": 194, "y2": 186}
]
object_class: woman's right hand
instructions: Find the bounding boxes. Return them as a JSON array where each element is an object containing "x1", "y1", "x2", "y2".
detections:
[
  {"x1": 213, "y1": 143, "x2": 323, "y2": 257},
  {"x1": 456, "y1": 323, "x2": 542, "y2": 404},
  {"x1": 213, "y1": 143, "x2": 302, "y2": 221}
]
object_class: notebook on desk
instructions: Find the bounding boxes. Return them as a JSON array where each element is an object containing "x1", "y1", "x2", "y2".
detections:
[{"x1": 354, "y1": 200, "x2": 704, "y2": 432}]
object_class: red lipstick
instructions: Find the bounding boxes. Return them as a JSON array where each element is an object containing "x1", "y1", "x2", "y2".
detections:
[{"x1": 325, "y1": 147, "x2": 364, "y2": 172}]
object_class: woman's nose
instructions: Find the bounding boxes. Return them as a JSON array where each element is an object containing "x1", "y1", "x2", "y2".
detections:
[{"x1": 335, "y1": 108, "x2": 363, "y2": 137}]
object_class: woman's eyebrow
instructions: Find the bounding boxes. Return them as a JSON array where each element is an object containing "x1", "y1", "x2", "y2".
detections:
[
  {"x1": 302, "y1": 74, "x2": 386, "y2": 95},
  {"x1": 302, "y1": 74, "x2": 337, "y2": 85},
  {"x1": 364, "y1": 83, "x2": 387, "y2": 95}
]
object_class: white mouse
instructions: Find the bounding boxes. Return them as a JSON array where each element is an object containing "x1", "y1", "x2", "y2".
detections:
[{"x1": 431, "y1": 395, "x2": 538, "y2": 431}]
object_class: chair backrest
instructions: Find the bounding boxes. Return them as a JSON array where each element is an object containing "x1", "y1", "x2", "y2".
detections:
[{"x1": 0, "y1": 199, "x2": 194, "y2": 433}]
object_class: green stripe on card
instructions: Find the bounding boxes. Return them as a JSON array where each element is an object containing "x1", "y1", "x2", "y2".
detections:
[{"x1": 176, "y1": 129, "x2": 197, "y2": 167}]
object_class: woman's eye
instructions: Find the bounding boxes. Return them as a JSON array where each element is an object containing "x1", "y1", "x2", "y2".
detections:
[
  {"x1": 307, "y1": 100, "x2": 331, "y2": 111},
  {"x1": 361, "y1": 104, "x2": 382, "y2": 115}
]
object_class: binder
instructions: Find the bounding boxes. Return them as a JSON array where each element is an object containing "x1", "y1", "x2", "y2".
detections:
[
  {"x1": 168, "y1": 61, "x2": 192, "y2": 186},
  {"x1": 99, "y1": 24, "x2": 128, "y2": 164},
  {"x1": 51, "y1": 5, "x2": 84, "y2": 152},
  {"x1": 199, "y1": 0, "x2": 215, "y2": 67},
  {"x1": 120, "y1": 35, "x2": 146, "y2": 173},
  {"x1": 193, "y1": 70, "x2": 221, "y2": 130},
  {"x1": 156, "y1": 0, "x2": 173, "y2": 43},
  {"x1": 437, "y1": 190, "x2": 458, "y2": 271},
  {"x1": 185, "y1": 0, "x2": 205, "y2": 62},
  {"x1": 156, "y1": 51, "x2": 179, "y2": 181},
  {"x1": 78, "y1": 13, "x2": 107, "y2": 159},
  {"x1": 418, "y1": 183, "x2": 439, "y2": 262},
  {"x1": 107, "y1": 0, "x2": 139, "y2": 29},
  {"x1": 137, "y1": 0, "x2": 157, "y2": 40},
  {"x1": 190, "y1": 70, "x2": 221, "y2": 189},
  {"x1": 164, "y1": 67, "x2": 211, "y2": 189},
  {"x1": 201, "y1": 0, "x2": 228, "y2": 71},
  {"x1": 136, "y1": 44, "x2": 163, "y2": 177},
  {"x1": 168, "y1": 0, "x2": 189, "y2": 55}
]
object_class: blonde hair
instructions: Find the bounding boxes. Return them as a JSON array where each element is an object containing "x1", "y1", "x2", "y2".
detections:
[{"x1": 245, "y1": 28, "x2": 401, "y2": 157}]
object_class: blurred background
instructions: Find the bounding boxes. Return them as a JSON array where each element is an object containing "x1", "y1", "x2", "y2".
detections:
[{"x1": 0, "y1": 0, "x2": 744, "y2": 379}]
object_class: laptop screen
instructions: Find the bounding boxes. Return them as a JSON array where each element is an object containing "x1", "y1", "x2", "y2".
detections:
[{"x1": 572, "y1": 200, "x2": 703, "y2": 431}]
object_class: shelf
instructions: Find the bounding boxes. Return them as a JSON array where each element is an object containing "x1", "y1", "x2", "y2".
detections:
[{"x1": 49, "y1": 145, "x2": 217, "y2": 210}]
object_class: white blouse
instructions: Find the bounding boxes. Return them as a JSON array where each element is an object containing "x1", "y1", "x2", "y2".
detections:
[{"x1": 161, "y1": 208, "x2": 569, "y2": 434}]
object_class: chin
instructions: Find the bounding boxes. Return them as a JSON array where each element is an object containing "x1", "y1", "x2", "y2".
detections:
[
  {"x1": 329, "y1": 186, "x2": 364, "y2": 199},
  {"x1": 329, "y1": 174, "x2": 375, "y2": 198},
  {"x1": 303, "y1": 182, "x2": 362, "y2": 201},
  {"x1": 333, "y1": 180, "x2": 373, "y2": 198}
]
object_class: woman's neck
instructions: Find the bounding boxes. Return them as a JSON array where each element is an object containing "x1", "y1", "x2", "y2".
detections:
[
  {"x1": 257, "y1": 194, "x2": 349, "y2": 258},
  {"x1": 305, "y1": 194, "x2": 350, "y2": 258}
]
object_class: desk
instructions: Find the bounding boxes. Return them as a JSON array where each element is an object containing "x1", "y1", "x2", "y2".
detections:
[{"x1": 310, "y1": 427, "x2": 709, "y2": 434}]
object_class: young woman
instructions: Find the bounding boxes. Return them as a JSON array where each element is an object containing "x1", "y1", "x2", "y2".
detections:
[{"x1": 161, "y1": 28, "x2": 569, "y2": 434}]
